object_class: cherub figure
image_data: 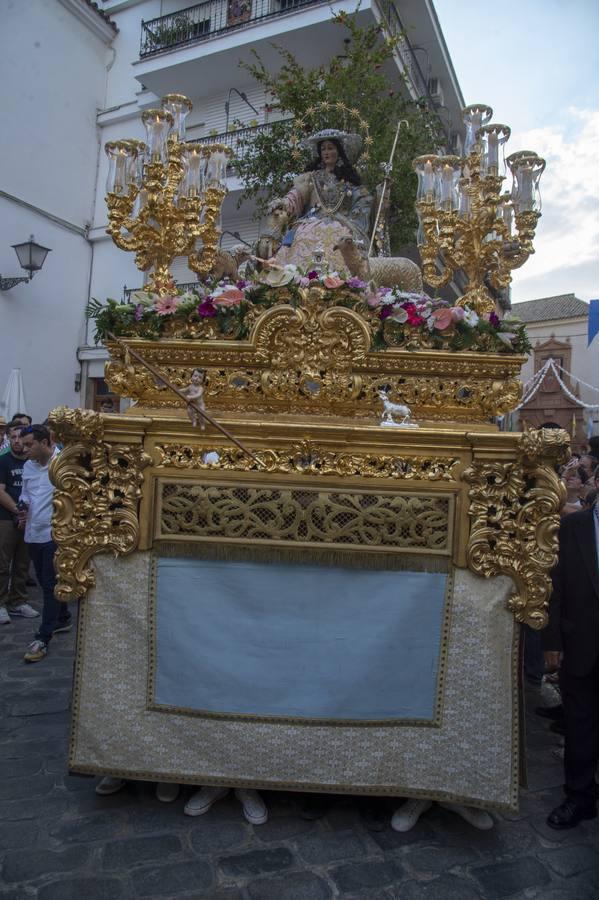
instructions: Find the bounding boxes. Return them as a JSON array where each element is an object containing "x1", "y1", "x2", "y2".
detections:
[{"x1": 182, "y1": 368, "x2": 206, "y2": 429}]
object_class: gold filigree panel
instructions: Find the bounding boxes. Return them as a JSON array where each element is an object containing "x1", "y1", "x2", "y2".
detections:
[
  {"x1": 154, "y1": 441, "x2": 460, "y2": 482},
  {"x1": 157, "y1": 482, "x2": 452, "y2": 554},
  {"x1": 48, "y1": 406, "x2": 151, "y2": 601},
  {"x1": 106, "y1": 362, "x2": 521, "y2": 422},
  {"x1": 464, "y1": 427, "x2": 569, "y2": 628},
  {"x1": 104, "y1": 327, "x2": 524, "y2": 422}
]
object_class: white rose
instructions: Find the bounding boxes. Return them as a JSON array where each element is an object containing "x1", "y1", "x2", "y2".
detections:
[{"x1": 131, "y1": 290, "x2": 158, "y2": 307}]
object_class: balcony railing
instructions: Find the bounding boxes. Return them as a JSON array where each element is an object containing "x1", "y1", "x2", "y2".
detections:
[
  {"x1": 138, "y1": 1, "x2": 448, "y2": 138},
  {"x1": 189, "y1": 119, "x2": 293, "y2": 161},
  {"x1": 140, "y1": 0, "x2": 327, "y2": 57},
  {"x1": 378, "y1": 1, "x2": 428, "y2": 98},
  {"x1": 123, "y1": 281, "x2": 200, "y2": 302}
]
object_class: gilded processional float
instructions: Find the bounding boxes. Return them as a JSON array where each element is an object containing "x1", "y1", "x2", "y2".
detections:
[{"x1": 50, "y1": 96, "x2": 567, "y2": 811}]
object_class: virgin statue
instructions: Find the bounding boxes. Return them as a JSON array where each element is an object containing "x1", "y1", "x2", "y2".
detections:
[{"x1": 257, "y1": 129, "x2": 374, "y2": 276}]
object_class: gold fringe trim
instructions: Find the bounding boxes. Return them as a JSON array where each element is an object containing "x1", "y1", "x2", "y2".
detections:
[{"x1": 153, "y1": 541, "x2": 450, "y2": 574}]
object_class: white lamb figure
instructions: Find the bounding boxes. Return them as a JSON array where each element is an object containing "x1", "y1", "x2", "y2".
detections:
[{"x1": 378, "y1": 391, "x2": 417, "y2": 428}]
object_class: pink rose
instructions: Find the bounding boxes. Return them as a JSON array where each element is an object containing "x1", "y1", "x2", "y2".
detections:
[
  {"x1": 323, "y1": 275, "x2": 345, "y2": 289},
  {"x1": 213, "y1": 288, "x2": 244, "y2": 307},
  {"x1": 451, "y1": 307, "x2": 466, "y2": 323}
]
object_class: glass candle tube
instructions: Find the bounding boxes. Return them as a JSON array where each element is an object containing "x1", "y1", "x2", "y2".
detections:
[
  {"x1": 497, "y1": 193, "x2": 514, "y2": 236},
  {"x1": 507, "y1": 151, "x2": 546, "y2": 213},
  {"x1": 127, "y1": 140, "x2": 146, "y2": 187},
  {"x1": 105, "y1": 142, "x2": 117, "y2": 193},
  {"x1": 105, "y1": 140, "x2": 135, "y2": 195},
  {"x1": 478, "y1": 124, "x2": 511, "y2": 176},
  {"x1": 412, "y1": 154, "x2": 439, "y2": 203},
  {"x1": 434, "y1": 155, "x2": 462, "y2": 211},
  {"x1": 161, "y1": 94, "x2": 193, "y2": 142},
  {"x1": 181, "y1": 144, "x2": 206, "y2": 198},
  {"x1": 462, "y1": 104, "x2": 493, "y2": 157},
  {"x1": 141, "y1": 109, "x2": 174, "y2": 163},
  {"x1": 206, "y1": 148, "x2": 230, "y2": 188},
  {"x1": 458, "y1": 177, "x2": 470, "y2": 218}
]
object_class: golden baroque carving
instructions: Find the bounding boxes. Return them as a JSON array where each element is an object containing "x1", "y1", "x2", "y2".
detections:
[
  {"x1": 464, "y1": 427, "x2": 569, "y2": 628},
  {"x1": 48, "y1": 406, "x2": 151, "y2": 601},
  {"x1": 154, "y1": 440, "x2": 460, "y2": 481},
  {"x1": 106, "y1": 364, "x2": 522, "y2": 423},
  {"x1": 158, "y1": 481, "x2": 451, "y2": 551},
  {"x1": 253, "y1": 295, "x2": 371, "y2": 371}
]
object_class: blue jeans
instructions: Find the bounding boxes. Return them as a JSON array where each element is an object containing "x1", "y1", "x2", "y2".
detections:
[{"x1": 27, "y1": 541, "x2": 70, "y2": 644}]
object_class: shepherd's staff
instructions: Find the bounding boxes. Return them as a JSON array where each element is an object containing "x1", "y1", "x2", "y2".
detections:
[
  {"x1": 368, "y1": 119, "x2": 409, "y2": 258},
  {"x1": 106, "y1": 330, "x2": 266, "y2": 469}
]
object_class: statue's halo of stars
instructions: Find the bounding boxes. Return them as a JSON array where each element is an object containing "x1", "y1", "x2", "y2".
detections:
[{"x1": 291, "y1": 101, "x2": 373, "y2": 168}]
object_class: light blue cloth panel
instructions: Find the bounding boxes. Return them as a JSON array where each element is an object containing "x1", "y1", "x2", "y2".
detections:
[{"x1": 153, "y1": 558, "x2": 447, "y2": 720}]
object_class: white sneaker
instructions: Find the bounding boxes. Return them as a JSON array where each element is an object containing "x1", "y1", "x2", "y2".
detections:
[
  {"x1": 10, "y1": 603, "x2": 40, "y2": 618},
  {"x1": 391, "y1": 798, "x2": 432, "y2": 832},
  {"x1": 439, "y1": 801, "x2": 494, "y2": 830},
  {"x1": 540, "y1": 678, "x2": 561, "y2": 707},
  {"x1": 156, "y1": 781, "x2": 180, "y2": 803},
  {"x1": 184, "y1": 786, "x2": 229, "y2": 816},
  {"x1": 234, "y1": 788, "x2": 268, "y2": 825},
  {"x1": 95, "y1": 776, "x2": 127, "y2": 796},
  {"x1": 0, "y1": 606, "x2": 10, "y2": 625},
  {"x1": 23, "y1": 640, "x2": 47, "y2": 662}
]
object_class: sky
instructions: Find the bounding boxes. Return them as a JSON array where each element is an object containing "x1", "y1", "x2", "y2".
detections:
[{"x1": 433, "y1": 0, "x2": 599, "y2": 304}]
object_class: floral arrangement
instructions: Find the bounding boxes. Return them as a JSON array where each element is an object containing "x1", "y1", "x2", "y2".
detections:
[{"x1": 86, "y1": 266, "x2": 530, "y2": 355}]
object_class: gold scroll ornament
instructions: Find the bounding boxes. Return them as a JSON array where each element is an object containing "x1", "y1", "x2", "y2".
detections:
[
  {"x1": 464, "y1": 427, "x2": 569, "y2": 629},
  {"x1": 49, "y1": 406, "x2": 151, "y2": 601}
]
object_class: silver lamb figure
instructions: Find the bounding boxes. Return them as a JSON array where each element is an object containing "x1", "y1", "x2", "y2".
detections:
[{"x1": 378, "y1": 391, "x2": 418, "y2": 428}]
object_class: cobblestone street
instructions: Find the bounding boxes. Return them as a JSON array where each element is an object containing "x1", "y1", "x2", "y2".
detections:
[{"x1": 1, "y1": 596, "x2": 599, "y2": 900}]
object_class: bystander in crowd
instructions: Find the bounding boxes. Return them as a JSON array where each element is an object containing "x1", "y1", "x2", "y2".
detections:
[
  {"x1": 0, "y1": 420, "x2": 40, "y2": 624},
  {"x1": 0, "y1": 413, "x2": 32, "y2": 457},
  {"x1": 541, "y1": 450, "x2": 599, "y2": 829},
  {"x1": 18, "y1": 424, "x2": 71, "y2": 662}
]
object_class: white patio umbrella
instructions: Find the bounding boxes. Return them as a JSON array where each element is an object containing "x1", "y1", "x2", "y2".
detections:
[{"x1": 1, "y1": 368, "x2": 28, "y2": 422}]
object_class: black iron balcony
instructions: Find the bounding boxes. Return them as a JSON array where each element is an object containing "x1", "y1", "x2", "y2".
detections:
[
  {"x1": 138, "y1": 2, "x2": 448, "y2": 139},
  {"x1": 123, "y1": 281, "x2": 201, "y2": 302},
  {"x1": 140, "y1": 0, "x2": 327, "y2": 57},
  {"x1": 189, "y1": 119, "x2": 293, "y2": 161}
]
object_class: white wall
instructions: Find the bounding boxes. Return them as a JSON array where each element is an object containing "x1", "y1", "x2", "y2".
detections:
[{"x1": 0, "y1": 0, "x2": 112, "y2": 421}]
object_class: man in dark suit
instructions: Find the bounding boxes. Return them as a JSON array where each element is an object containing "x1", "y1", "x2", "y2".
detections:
[{"x1": 543, "y1": 481, "x2": 599, "y2": 829}]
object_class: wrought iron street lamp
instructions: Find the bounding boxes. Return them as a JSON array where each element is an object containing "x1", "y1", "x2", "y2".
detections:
[{"x1": 0, "y1": 235, "x2": 51, "y2": 291}]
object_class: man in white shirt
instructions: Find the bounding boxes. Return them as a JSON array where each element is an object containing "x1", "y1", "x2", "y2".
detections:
[{"x1": 18, "y1": 425, "x2": 71, "y2": 662}]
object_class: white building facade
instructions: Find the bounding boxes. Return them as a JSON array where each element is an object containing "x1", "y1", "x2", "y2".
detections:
[
  {"x1": 0, "y1": 0, "x2": 465, "y2": 417},
  {"x1": 0, "y1": 0, "x2": 116, "y2": 421}
]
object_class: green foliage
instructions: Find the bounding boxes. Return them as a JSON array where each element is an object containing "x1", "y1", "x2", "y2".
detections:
[{"x1": 234, "y1": 10, "x2": 444, "y2": 248}]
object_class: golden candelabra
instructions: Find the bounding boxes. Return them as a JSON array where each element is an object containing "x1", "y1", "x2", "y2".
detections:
[
  {"x1": 104, "y1": 94, "x2": 232, "y2": 295},
  {"x1": 413, "y1": 104, "x2": 546, "y2": 315}
]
